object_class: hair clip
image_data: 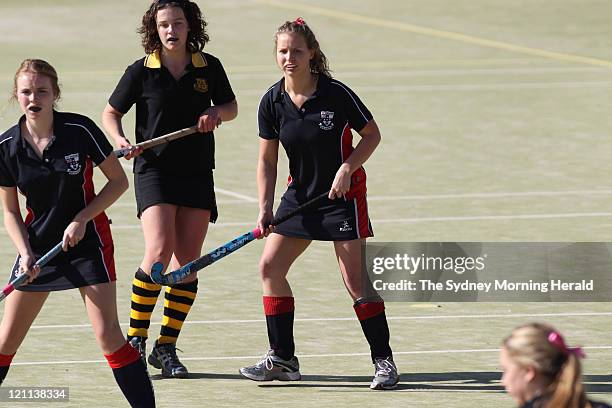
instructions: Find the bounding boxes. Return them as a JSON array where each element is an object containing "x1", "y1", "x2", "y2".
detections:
[
  {"x1": 548, "y1": 331, "x2": 586, "y2": 359},
  {"x1": 294, "y1": 17, "x2": 306, "y2": 26}
]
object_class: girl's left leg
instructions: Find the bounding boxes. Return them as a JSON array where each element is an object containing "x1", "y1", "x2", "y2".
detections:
[
  {"x1": 80, "y1": 282, "x2": 155, "y2": 407},
  {"x1": 334, "y1": 239, "x2": 398, "y2": 390},
  {"x1": 149, "y1": 207, "x2": 210, "y2": 378}
]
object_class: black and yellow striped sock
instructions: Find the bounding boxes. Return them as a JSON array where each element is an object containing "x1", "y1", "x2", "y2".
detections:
[
  {"x1": 127, "y1": 268, "x2": 162, "y2": 340},
  {"x1": 158, "y1": 280, "x2": 198, "y2": 344}
]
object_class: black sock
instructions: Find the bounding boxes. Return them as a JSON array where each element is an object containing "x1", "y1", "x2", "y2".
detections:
[
  {"x1": 0, "y1": 366, "x2": 9, "y2": 385},
  {"x1": 106, "y1": 342, "x2": 155, "y2": 407},
  {"x1": 354, "y1": 300, "x2": 393, "y2": 362},
  {"x1": 263, "y1": 296, "x2": 295, "y2": 360}
]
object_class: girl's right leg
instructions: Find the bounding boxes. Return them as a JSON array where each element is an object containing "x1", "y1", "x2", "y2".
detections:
[
  {"x1": 81, "y1": 282, "x2": 155, "y2": 408},
  {"x1": 239, "y1": 234, "x2": 310, "y2": 382},
  {"x1": 0, "y1": 290, "x2": 48, "y2": 384},
  {"x1": 127, "y1": 204, "x2": 177, "y2": 358}
]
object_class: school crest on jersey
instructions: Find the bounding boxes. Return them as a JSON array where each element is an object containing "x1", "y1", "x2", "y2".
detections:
[
  {"x1": 64, "y1": 153, "x2": 81, "y2": 176},
  {"x1": 319, "y1": 111, "x2": 335, "y2": 130},
  {"x1": 194, "y1": 78, "x2": 208, "y2": 93}
]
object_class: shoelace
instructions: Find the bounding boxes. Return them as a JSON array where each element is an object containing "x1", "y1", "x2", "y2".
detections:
[
  {"x1": 158, "y1": 344, "x2": 183, "y2": 366},
  {"x1": 375, "y1": 358, "x2": 394, "y2": 376},
  {"x1": 256, "y1": 351, "x2": 275, "y2": 370}
]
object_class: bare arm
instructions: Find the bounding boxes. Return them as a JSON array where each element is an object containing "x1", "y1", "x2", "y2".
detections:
[
  {"x1": 0, "y1": 186, "x2": 39, "y2": 282},
  {"x1": 102, "y1": 103, "x2": 141, "y2": 159},
  {"x1": 256, "y1": 138, "x2": 279, "y2": 236},
  {"x1": 62, "y1": 154, "x2": 128, "y2": 250},
  {"x1": 329, "y1": 119, "x2": 381, "y2": 199}
]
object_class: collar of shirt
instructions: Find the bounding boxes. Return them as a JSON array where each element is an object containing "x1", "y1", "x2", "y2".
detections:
[
  {"x1": 272, "y1": 74, "x2": 332, "y2": 104},
  {"x1": 143, "y1": 50, "x2": 208, "y2": 69},
  {"x1": 9, "y1": 111, "x2": 60, "y2": 157}
]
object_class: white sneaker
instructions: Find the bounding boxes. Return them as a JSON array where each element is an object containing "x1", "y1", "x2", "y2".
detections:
[
  {"x1": 239, "y1": 350, "x2": 301, "y2": 381},
  {"x1": 370, "y1": 357, "x2": 399, "y2": 390}
]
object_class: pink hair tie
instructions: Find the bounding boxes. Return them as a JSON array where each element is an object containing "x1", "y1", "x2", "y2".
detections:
[
  {"x1": 294, "y1": 17, "x2": 305, "y2": 26},
  {"x1": 548, "y1": 331, "x2": 586, "y2": 359}
]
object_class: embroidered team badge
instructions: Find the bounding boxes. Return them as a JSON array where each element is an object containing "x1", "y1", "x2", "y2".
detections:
[
  {"x1": 319, "y1": 111, "x2": 335, "y2": 130},
  {"x1": 194, "y1": 78, "x2": 208, "y2": 93},
  {"x1": 64, "y1": 153, "x2": 81, "y2": 175},
  {"x1": 339, "y1": 220, "x2": 353, "y2": 232}
]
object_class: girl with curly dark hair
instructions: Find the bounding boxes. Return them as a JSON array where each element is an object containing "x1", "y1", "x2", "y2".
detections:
[{"x1": 102, "y1": 0, "x2": 238, "y2": 378}]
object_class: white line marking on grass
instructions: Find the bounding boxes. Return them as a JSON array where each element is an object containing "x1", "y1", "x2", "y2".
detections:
[
  {"x1": 367, "y1": 189, "x2": 612, "y2": 201},
  {"x1": 4, "y1": 210, "x2": 612, "y2": 234},
  {"x1": 254, "y1": 0, "x2": 612, "y2": 69},
  {"x1": 28, "y1": 312, "x2": 612, "y2": 330},
  {"x1": 67, "y1": 81, "x2": 612, "y2": 98},
  {"x1": 106, "y1": 212, "x2": 612, "y2": 230},
  {"x1": 213, "y1": 188, "x2": 257, "y2": 202},
  {"x1": 229, "y1": 66, "x2": 612, "y2": 80},
  {"x1": 12, "y1": 346, "x2": 612, "y2": 366},
  {"x1": 117, "y1": 161, "x2": 256, "y2": 202},
  {"x1": 348, "y1": 81, "x2": 612, "y2": 93},
  {"x1": 374, "y1": 212, "x2": 612, "y2": 223}
]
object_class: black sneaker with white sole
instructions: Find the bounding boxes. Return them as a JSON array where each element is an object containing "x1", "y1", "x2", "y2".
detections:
[{"x1": 147, "y1": 341, "x2": 188, "y2": 378}]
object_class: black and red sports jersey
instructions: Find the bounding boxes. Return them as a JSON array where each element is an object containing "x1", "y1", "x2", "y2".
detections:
[
  {"x1": 258, "y1": 74, "x2": 372, "y2": 200},
  {"x1": 109, "y1": 51, "x2": 235, "y2": 174},
  {"x1": 0, "y1": 111, "x2": 113, "y2": 255}
]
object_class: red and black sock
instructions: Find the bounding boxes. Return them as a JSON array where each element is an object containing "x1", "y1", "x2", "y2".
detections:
[
  {"x1": 353, "y1": 299, "x2": 393, "y2": 362},
  {"x1": 105, "y1": 342, "x2": 155, "y2": 408},
  {"x1": 0, "y1": 353, "x2": 15, "y2": 385},
  {"x1": 264, "y1": 296, "x2": 295, "y2": 361}
]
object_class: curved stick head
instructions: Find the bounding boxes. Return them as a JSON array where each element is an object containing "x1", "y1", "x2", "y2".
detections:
[{"x1": 149, "y1": 262, "x2": 165, "y2": 284}]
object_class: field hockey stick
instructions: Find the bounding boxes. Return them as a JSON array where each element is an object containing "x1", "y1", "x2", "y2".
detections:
[
  {"x1": 114, "y1": 126, "x2": 199, "y2": 158},
  {"x1": 150, "y1": 190, "x2": 331, "y2": 285},
  {"x1": 0, "y1": 242, "x2": 63, "y2": 302}
]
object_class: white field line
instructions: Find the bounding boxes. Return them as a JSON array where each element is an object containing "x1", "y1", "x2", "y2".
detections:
[
  {"x1": 118, "y1": 161, "x2": 256, "y2": 202},
  {"x1": 367, "y1": 189, "x2": 612, "y2": 201},
  {"x1": 3, "y1": 213, "x2": 612, "y2": 233},
  {"x1": 213, "y1": 188, "x2": 257, "y2": 202},
  {"x1": 11, "y1": 346, "x2": 612, "y2": 366},
  {"x1": 227, "y1": 66, "x2": 612, "y2": 80},
  {"x1": 4, "y1": 190, "x2": 612, "y2": 233},
  {"x1": 65, "y1": 80, "x2": 612, "y2": 99},
  {"x1": 28, "y1": 312, "x2": 612, "y2": 330},
  {"x1": 106, "y1": 212, "x2": 612, "y2": 230},
  {"x1": 110, "y1": 189, "x2": 612, "y2": 208},
  {"x1": 374, "y1": 212, "x2": 612, "y2": 223}
]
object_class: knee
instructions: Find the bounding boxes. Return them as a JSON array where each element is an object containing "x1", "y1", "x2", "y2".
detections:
[
  {"x1": 259, "y1": 257, "x2": 284, "y2": 283},
  {"x1": 93, "y1": 322, "x2": 124, "y2": 353}
]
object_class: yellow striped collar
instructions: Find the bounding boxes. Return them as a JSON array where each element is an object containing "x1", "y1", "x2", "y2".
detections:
[{"x1": 144, "y1": 50, "x2": 207, "y2": 68}]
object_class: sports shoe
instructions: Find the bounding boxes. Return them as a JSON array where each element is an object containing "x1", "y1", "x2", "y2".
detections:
[
  {"x1": 147, "y1": 341, "x2": 189, "y2": 378},
  {"x1": 128, "y1": 336, "x2": 147, "y2": 364},
  {"x1": 239, "y1": 349, "x2": 301, "y2": 381},
  {"x1": 370, "y1": 357, "x2": 399, "y2": 390}
]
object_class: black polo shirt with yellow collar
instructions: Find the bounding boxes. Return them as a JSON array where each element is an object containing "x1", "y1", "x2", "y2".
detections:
[
  {"x1": 0, "y1": 111, "x2": 114, "y2": 254},
  {"x1": 109, "y1": 51, "x2": 235, "y2": 174},
  {"x1": 258, "y1": 74, "x2": 373, "y2": 200}
]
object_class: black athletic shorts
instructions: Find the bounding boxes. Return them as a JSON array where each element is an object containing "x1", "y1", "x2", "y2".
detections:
[
  {"x1": 134, "y1": 168, "x2": 218, "y2": 222},
  {"x1": 11, "y1": 241, "x2": 116, "y2": 292},
  {"x1": 273, "y1": 188, "x2": 373, "y2": 241}
]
